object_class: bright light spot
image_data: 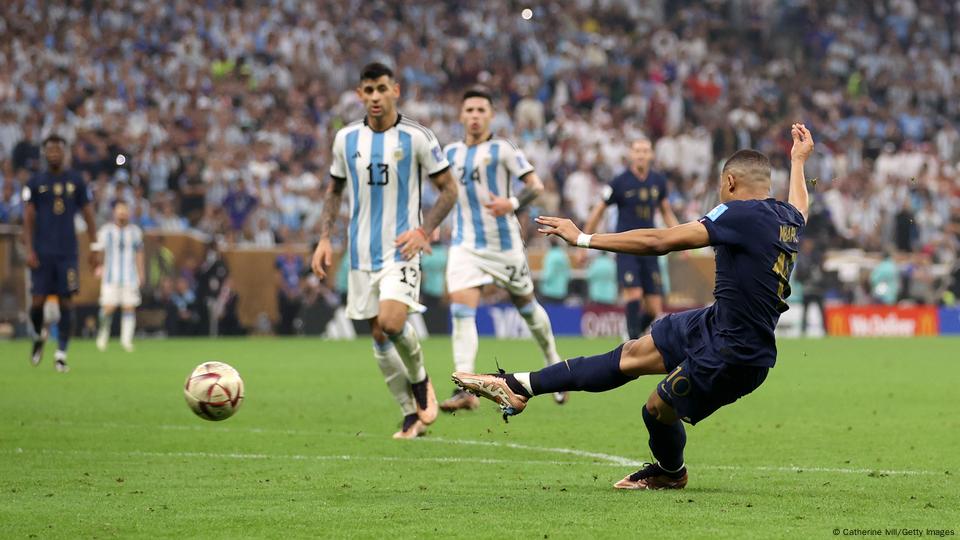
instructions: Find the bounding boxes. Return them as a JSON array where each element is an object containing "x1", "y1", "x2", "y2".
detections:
[
  {"x1": 521, "y1": 8, "x2": 533, "y2": 20},
  {"x1": 115, "y1": 154, "x2": 126, "y2": 166}
]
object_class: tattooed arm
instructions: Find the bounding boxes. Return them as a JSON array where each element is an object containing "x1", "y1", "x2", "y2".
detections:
[
  {"x1": 395, "y1": 167, "x2": 457, "y2": 259},
  {"x1": 311, "y1": 177, "x2": 346, "y2": 278}
]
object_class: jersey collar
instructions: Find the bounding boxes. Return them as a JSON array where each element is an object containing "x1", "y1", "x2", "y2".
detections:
[{"x1": 363, "y1": 112, "x2": 403, "y2": 131}]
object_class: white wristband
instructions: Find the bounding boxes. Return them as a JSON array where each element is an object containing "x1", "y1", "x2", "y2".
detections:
[
  {"x1": 576, "y1": 233, "x2": 593, "y2": 248},
  {"x1": 508, "y1": 196, "x2": 520, "y2": 210}
]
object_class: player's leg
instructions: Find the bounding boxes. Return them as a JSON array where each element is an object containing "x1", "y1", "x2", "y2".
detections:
[
  {"x1": 637, "y1": 258, "x2": 664, "y2": 335},
  {"x1": 346, "y1": 268, "x2": 420, "y2": 438},
  {"x1": 120, "y1": 307, "x2": 136, "y2": 352},
  {"x1": 441, "y1": 286, "x2": 481, "y2": 412},
  {"x1": 510, "y1": 291, "x2": 566, "y2": 404},
  {"x1": 619, "y1": 255, "x2": 644, "y2": 339},
  {"x1": 453, "y1": 334, "x2": 667, "y2": 417},
  {"x1": 370, "y1": 316, "x2": 423, "y2": 439},
  {"x1": 96, "y1": 304, "x2": 116, "y2": 351},
  {"x1": 28, "y1": 294, "x2": 46, "y2": 365},
  {"x1": 378, "y1": 299, "x2": 438, "y2": 425},
  {"x1": 54, "y1": 295, "x2": 73, "y2": 372},
  {"x1": 613, "y1": 390, "x2": 688, "y2": 490},
  {"x1": 120, "y1": 286, "x2": 141, "y2": 352}
]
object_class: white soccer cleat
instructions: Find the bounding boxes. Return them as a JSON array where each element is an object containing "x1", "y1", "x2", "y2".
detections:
[
  {"x1": 96, "y1": 334, "x2": 108, "y2": 352},
  {"x1": 553, "y1": 392, "x2": 568, "y2": 405},
  {"x1": 54, "y1": 351, "x2": 70, "y2": 373},
  {"x1": 121, "y1": 342, "x2": 135, "y2": 353}
]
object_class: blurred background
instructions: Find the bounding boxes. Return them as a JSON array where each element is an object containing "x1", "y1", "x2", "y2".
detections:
[{"x1": 0, "y1": 0, "x2": 958, "y2": 340}]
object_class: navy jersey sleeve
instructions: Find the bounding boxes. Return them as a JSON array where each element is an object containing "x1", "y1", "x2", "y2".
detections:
[
  {"x1": 698, "y1": 201, "x2": 754, "y2": 247},
  {"x1": 601, "y1": 180, "x2": 618, "y2": 206},
  {"x1": 657, "y1": 176, "x2": 668, "y2": 203}
]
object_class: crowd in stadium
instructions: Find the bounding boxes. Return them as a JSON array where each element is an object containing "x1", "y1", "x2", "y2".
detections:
[{"x1": 1, "y1": 0, "x2": 959, "y2": 331}]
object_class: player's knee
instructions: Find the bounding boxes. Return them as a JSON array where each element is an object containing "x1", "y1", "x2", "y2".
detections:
[
  {"x1": 377, "y1": 315, "x2": 404, "y2": 336},
  {"x1": 645, "y1": 392, "x2": 678, "y2": 424}
]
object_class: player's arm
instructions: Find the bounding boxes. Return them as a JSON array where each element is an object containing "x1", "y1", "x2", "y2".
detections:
[
  {"x1": 82, "y1": 203, "x2": 99, "y2": 268},
  {"x1": 485, "y1": 145, "x2": 543, "y2": 217},
  {"x1": 536, "y1": 216, "x2": 710, "y2": 256},
  {"x1": 659, "y1": 197, "x2": 680, "y2": 228},
  {"x1": 22, "y1": 189, "x2": 38, "y2": 269},
  {"x1": 788, "y1": 123, "x2": 814, "y2": 221},
  {"x1": 582, "y1": 201, "x2": 607, "y2": 234},
  {"x1": 311, "y1": 176, "x2": 346, "y2": 279},
  {"x1": 396, "y1": 133, "x2": 454, "y2": 259}
]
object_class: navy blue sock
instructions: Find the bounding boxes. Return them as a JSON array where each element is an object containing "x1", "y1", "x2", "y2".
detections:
[
  {"x1": 642, "y1": 405, "x2": 686, "y2": 472},
  {"x1": 30, "y1": 306, "x2": 44, "y2": 339},
  {"x1": 529, "y1": 344, "x2": 635, "y2": 394},
  {"x1": 57, "y1": 307, "x2": 72, "y2": 352},
  {"x1": 638, "y1": 312, "x2": 655, "y2": 335},
  {"x1": 625, "y1": 301, "x2": 641, "y2": 339}
]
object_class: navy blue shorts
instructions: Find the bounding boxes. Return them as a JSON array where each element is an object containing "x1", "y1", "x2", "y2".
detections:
[
  {"x1": 650, "y1": 307, "x2": 768, "y2": 425},
  {"x1": 616, "y1": 254, "x2": 662, "y2": 294},
  {"x1": 31, "y1": 253, "x2": 79, "y2": 297}
]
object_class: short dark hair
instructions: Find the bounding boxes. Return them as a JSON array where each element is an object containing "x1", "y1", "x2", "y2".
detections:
[
  {"x1": 462, "y1": 86, "x2": 493, "y2": 104},
  {"x1": 722, "y1": 149, "x2": 771, "y2": 177},
  {"x1": 43, "y1": 134, "x2": 67, "y2": 146},
  {"x1": 359, "y1": 62, "x2": 394, "y2": 83}
]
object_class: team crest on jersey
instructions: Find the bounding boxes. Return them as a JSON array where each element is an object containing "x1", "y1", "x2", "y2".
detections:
[
  {"x1": 651, "y1": 187, "x2": 659, "y2": 199},
  {"x1": 393, "y1": 147, "x2": 404, "y2": 161},
  {"x1": 639, "y1": 188, "x2": 648, "y2": 201},
  {"x1": 66, "y1": 182, "x2": 75, "y2": 195},
  {"x1": 53, "y1": 183, "x2": 63, "y2": 196},
  {"x1": 481, "y1": 155, "x2": 492, "y2": 165},
  {"x1": 38, "y1": 185, "x2": 48, "y2": 194}
]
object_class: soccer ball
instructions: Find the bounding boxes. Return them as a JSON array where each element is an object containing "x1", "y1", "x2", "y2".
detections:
[{"x1": 184, "y1": 361, "x2": 244, "y2": 421}]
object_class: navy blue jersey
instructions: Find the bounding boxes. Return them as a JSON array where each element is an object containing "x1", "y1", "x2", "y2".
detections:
[
  {"x1": 602, "y1": 169, "x2": 668, "y2": 232},
  {"x1": 24, "y1": 170, "x2": 91, "y2": 256},
  {"x1": 698, "y1": 198, "x2": 805, "y2": 367}
]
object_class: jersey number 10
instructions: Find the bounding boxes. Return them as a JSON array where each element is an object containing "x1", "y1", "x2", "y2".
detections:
[{"x1": 772, "y1": 252, "x2": 797, "y2": 312}]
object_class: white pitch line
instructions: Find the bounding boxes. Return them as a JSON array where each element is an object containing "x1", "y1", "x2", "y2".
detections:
[{"x1": 8, "y1": 420, "x2": 944, "y2": 476}]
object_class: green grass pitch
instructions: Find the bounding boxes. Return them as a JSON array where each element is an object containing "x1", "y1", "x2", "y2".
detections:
[{"x1": 1, "y1": 337, "x2": 958, "y2": 538}]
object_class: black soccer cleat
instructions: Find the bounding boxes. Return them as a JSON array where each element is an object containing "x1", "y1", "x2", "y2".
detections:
[{"x1": 30, "y1": 339, "x2": 45, "y2": 366}]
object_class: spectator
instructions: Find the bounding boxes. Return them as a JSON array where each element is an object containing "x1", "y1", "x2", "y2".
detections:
[
  {"x1": 794, "y1": 238, "x2": 826, "y2": 336},
  {"x1": 167, "y1": 277, "x2": 201, "y2": 336},
  {"x1": 275, "y1": 247, "x2": 304, "y2": 335},
  {"x1": 0, "y1": 181, "x2": 22, "y2": 224},
  {"x1": 539, "y1": 240, "x2": 571, "y2": 303},
  {"x1": 870, "y1": 252, "x2": 901, "y2": 305},
  {"x1": 586, "y1": 253, "x2": 618, "y2": 305}
]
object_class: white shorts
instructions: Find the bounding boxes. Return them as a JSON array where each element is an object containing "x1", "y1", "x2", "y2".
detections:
[
  {"x1": 446, "y1": 245, "x2": 534, "y2": 297},
  {"x1": 100, "y1": 283, "x2": 141, "y2": 307},
  {"x1": 347, "y1": 260, "x2": 425, "y2": 321}
]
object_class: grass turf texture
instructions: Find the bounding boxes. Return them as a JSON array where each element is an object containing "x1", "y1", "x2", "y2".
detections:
[{"x1": 1, "y1": 337, "x2": 958, "y2": 539}]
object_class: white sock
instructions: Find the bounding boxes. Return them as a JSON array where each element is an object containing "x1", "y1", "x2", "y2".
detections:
[
  {"x1": 120, "y1": 312, "x2": 136, "y2": 347},
  {"x1": 97, "y1": 309, "x2": 112, "y2": 343},
  {"x1": 513, "y1": 372, "x2": 534, "y2": 396},
  {"x1": 450, "y1": 304, "x2": 478, "y2": 374},
  {"x1": 373, "y1": 341, "x2": 417, "y2": 416},
  {"x1": 519, "y1": 301, "x2": 561, "y2": 366},
  {"x1": 388, "y1": 322, "x2": 427, "y2": 383}
]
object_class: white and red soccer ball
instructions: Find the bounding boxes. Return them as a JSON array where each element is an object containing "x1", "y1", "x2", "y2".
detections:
[{"x1": 184, "y1": 361, "x2": 244, "y2": 421}]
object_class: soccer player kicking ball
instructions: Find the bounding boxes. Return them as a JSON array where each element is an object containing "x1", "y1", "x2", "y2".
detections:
[
  {"x1": 94, "y1": 201, "x2": 145, "y2": 352},
  {"x1": 439, "y1": 87, "x2": 565, "y2": 412},
  {"x1": 312, "y1": 63, "x2": 458, "y2": 439},
  {"x1": 22, "y1": 135, "x2": 97, "y2": 372},
  {"x1": 454, "y1": 124, "x2": 814, "y2": 489}
]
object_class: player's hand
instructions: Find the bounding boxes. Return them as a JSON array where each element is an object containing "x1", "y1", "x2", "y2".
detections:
[
  {"x1": 311, "y1": 238, "x2": 334, "y2": 279},
  {"x1": 395, "y1": 227, "x2": 432, "y2": 259},
  {"x1": 87, "y1": 251, "x2": 100, "y2": 270},
  {"x1": 535, "y1": 216, "x2": 582, "y2": 246},
  {"x1": 484, "y1": 195, "x2": 515, "y2": 217},
  {"x1": 26, "y1": 250, "x2": 39, "y2": 269},
  {"x1": 791, "y1": 123, "x2": 814, "y2": 162}
]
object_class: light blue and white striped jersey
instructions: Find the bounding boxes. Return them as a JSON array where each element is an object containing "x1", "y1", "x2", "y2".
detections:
[
  {"x1": 444, "y1": 137, "x2": 534, "y2": 251},
  {"x1": 97, "y1": 222, "x2": 143, "y2": 287},
  {"x1": 330, "y1": 114, "x2": 449, "y2": 271}
]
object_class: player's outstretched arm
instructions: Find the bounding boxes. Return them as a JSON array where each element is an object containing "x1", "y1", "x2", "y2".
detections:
[
  {"x1": 536, "y1": 216, "x2": 710, "y2": 256},
  {"x1": 788, "y1": 123, "x2": 814, "y2": 221},
  {"x1": 396, "y1": 168, "x2": 457, "y2": 259},
  {"x1": 22, "y1": 198, "x2": 38, "y2": 269},
  {"x1": 312, "y1": 177, "x2": 346, "y2": 279}
]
